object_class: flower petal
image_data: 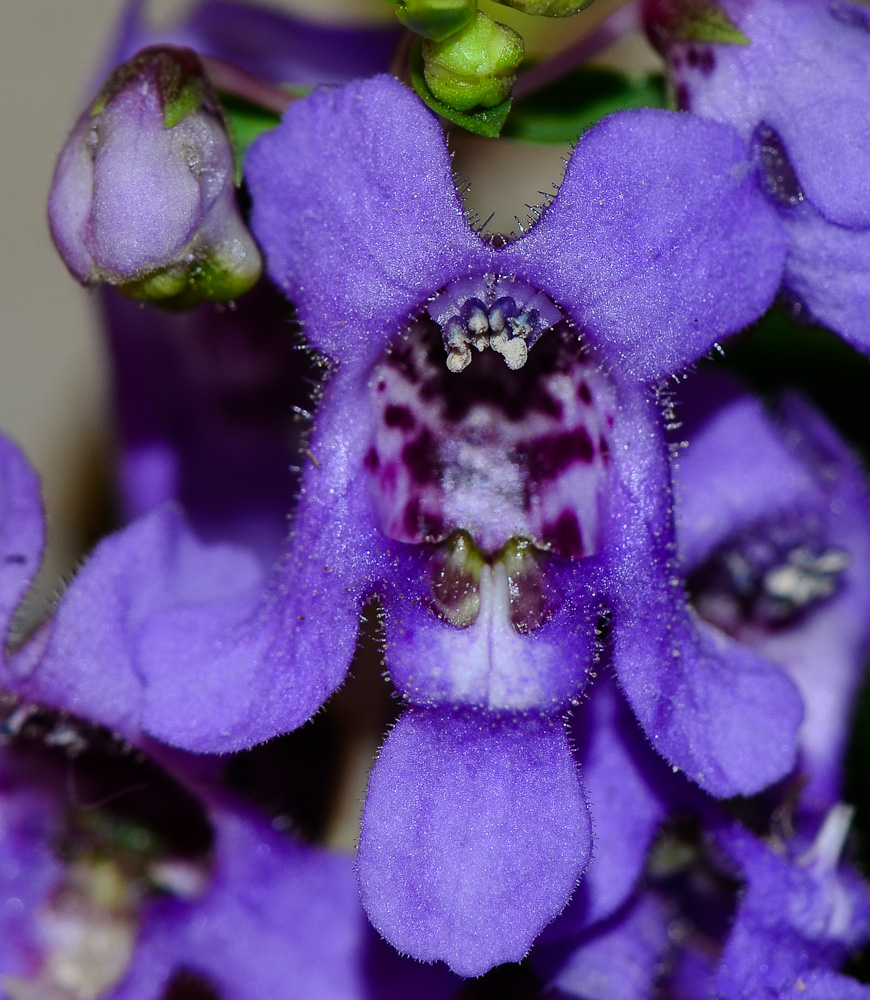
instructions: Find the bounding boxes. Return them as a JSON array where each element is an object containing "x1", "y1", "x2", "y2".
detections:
[
  {"x1": 382, "y1": 551, "x2": 598, "y2": 712},
  {"x1": 6, "y1": 506, "x2": 262, "y2": 745},
  {"x1": 781, "y1": 201, "x2": 870, "y2": 355},
  {"x1": 609, "y1": 487, "x2": 804, "y2": 798},
  {"x1": 247, "y1": 75, "x2": 492, "y2": 368},
  {"x1": 678, "y1": 0, "x2": 870, "y2": 230},
  {"x1": 533, "y1": 893, "x2": 670, "y2": 1000},
  {"x1": 548, "y1": 677, "x2": 672, "y2": 938},
  {"x1": 358, "y1": 705, "x2": 591, "y2": 976},
  {"x1": 498, "y1": 109, "x2": 786, "y2": 382}
]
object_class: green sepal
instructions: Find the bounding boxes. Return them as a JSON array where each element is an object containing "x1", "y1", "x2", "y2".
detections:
[
  {"x1": 397, "y1": 1, "x2": 477, "y2": 41},
  {"x1": 163, "y1": 74, "x2": 206, "y2": 128},
  {"x1": 504, "y1": 66, "x2": 667, "y2": 144},
  {"x1": 409, "y1": 37, "x2": 511, "y2": 137},
  {"x1": 656, "y1": 0, "x2": 749, "y2": 45},
  {"x1": 117, "y1": 247, "x2": 261, "y2": 311}
]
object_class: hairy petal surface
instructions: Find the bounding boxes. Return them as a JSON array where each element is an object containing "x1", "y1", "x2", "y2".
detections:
[
  {"x1": 358, "y1": 706, "x2": 591, "y2": 976},
  {"x1": 498, "y1": 109, "x2": 786, "y2": 381},
  {"x1": 248, "y1": 75, "x2": 490, "y2": 370}
]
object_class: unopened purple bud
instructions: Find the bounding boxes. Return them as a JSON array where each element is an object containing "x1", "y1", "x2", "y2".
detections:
[{"x1": 49, "y1": 47, "x2": 262, "y2": 307}]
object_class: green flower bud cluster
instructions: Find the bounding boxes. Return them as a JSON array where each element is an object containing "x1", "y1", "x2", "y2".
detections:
[{"x1": 422, "y1": 9, "x2": 524, "y2": 111}]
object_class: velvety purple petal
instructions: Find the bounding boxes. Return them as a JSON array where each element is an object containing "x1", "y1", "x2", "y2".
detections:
[
  {"x1": 382, "y1": 549, "x2": 598, "y2": 712},
  {"x1": 781, "y1": 201, "x2": 870, "y2": 354},
  {"x1": 5, "y1": 506, "x2": 262, "y2": 745},
  {"x1": 358, "y1": 706, "x2": 591, "y2": 976},
  {"x1": 136, "y1": 366, "x2": 388, "y2": 751},
  {"x1": 534, "y1": 893, "x2": 670, "y2": 1000},
  {"x1": 0, "y1": 435, "x2": 44, "y2": 652},
  {"x1": 608, "y1": 483, "x2": 803, "y2": 798},
  {"x1": 106, "y1": 799, "x2": 460, "y2": 1000},
  {"x1": 497, "y1": 109, "x2": 786, "y2": 382},
  {"x1": 714, "y1": 813, "x2": 870, "y2": 999},
  {"x1": 248, "y1": 75, "x2": 492, "y2": 369},
  {"x1": 677, "y1": 0, "x2": 870, "y2": 230},
  {"x1": 102, "y1": 284, "x2": 309, "y2": 565},
  {"x1": 675, "y1": 378, "x2": 870, "y2": 815},
  {"x1": 545, "y1": 677, "x2": 672, "y2": 939},
  {"x1": 767, "y1": 970, "x2": 870, "y2": 1000},
  {"x1": 113, "y1": 0, "x2": 399, "y2": 85}
]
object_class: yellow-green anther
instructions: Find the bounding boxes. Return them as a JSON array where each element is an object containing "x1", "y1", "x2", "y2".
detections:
[
  {"x1": 490, "y1": 0, "x2": 594, "y2": 16},
  {"x1": 397, "y1": 0, "x2": 478, "y2": 42},
  {"x1": 422, "y1": 11, "x2": 524, "y2": 111}
]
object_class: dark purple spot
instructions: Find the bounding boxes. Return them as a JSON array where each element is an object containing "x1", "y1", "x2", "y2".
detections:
[
  {"x1": 699, "y1": 48, "x2": 715, "y2": 75},
  {"x1": 686, "y1": 47, "x2": 699, "y2": 67},
  {"x1": 675, "y1": 83, "x2": 690, "y2": 110},
  {"x1": 545, "y1": 511, "x2": 584, "y2": 558},
  {"x1": 402, "y1": 428, "x2": 440, "y2": 484},
  {"x1": 830, "y1": 1, "x2": 870, "y2": 32},
  {"x1": 162, "y1": 969, "x2": 221, "y2": 1000},
  {"x1": 377, "y1": 381, "x2": 386, "y2": 393},
  {"x1": 577, "y1": 381, "x2": 592, "y2": 405},
  {"x1": 384, "y1": 404, "x2": 416, "y2": 431},
  {"x1": 387, "y1": 343, "x2": 420, "y2": 384},
  {"x1": 3, "y1": 554, "x2": 26, "y2": 565},
  {"x1": 363, "y1": 448, "x2": 380, "y2": 472},
  {"x1": 754, "y1": 123, "x2": 804, "y2": 206},
  {"x1": 521, "y1": 428, "x2": 595, "y2": 482},
  {"x1": 606, "y1": 414, "x2": 614, "y2": 429},
  {"x1": 598, "y1": 435, "x2": 610, "y2": 462}
]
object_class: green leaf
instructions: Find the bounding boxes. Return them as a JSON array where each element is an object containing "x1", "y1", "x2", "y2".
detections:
[
  {"x1": 220, "y1": 93, "x2": 286, "y2": 177},
  {"x1": 409, "y1": 38, "x2": 512, "y2": 137},
  {"x1": 503, "y1": 66, "x2": 667, "y2": 144}
]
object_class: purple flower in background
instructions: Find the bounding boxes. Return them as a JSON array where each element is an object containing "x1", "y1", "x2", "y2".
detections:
[
  {"x1": 675, "y1": 375, "x2": 870, "y2": 819},
  {"x1": 49, "y1": 46, "x2": 262, "y2": 307},
  {"x1": 644, "y1": 0, "x2": 870, "y2": 351},
  {"x1": 101, "y1": 283, "x2": 316, "y2": 565},
  {"x1": 110, "y1": 0, "x2": 399, "y2": 87}
]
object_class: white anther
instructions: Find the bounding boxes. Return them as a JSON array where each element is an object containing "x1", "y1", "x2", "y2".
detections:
[
  {"x1": 447, "y1": 345, "x2": 472, "y2": 372},
  {"x1": 490, "y1": 330, "x2": 528, "y2": 370},
  {"x1": 467, "y1": 305, "x2": 490, "y2": 339},
  {"x1": 508, "y1": 312, "x2": 534, "y2": 339}
]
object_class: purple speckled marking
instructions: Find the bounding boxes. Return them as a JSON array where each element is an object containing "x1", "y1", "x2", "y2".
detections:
[{"x1": 365, "y1": 278, "x2": 616, "y2": 558}]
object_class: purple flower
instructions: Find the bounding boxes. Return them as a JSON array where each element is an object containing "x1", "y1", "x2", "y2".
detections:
[
  {"x1": 230, "y1": 75, "x2": 795, "y2": 972},
  {"x1": 644, "y1": 0, "x2": 870, "y2": 351},
  {"x1": 674, "y1": 375, "x2": 870, "y2": 818},
  {"x1": 0, "y1": 734, "x2": 458, "y2": 1000}
]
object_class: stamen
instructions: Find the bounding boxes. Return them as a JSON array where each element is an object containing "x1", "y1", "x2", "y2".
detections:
[{"x1": 431, "y1": 275, "x2": 562, "y2": 373}]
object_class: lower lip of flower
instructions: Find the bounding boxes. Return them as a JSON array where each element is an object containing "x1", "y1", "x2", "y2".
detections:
[{"x1": 364, "y1": 273, "x2": 616, "y2": 633}]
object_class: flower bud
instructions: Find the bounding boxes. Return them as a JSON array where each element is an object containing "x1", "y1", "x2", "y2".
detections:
[
  {"x1": 396, "y1": 0, "x2": 477, "y2": 42},
  {"x1": 49, "y1": 47, "x2": 262, "y2": 308},
  {"x1": 422, "y1": 11, "x2": 524, "y2": 111}
]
